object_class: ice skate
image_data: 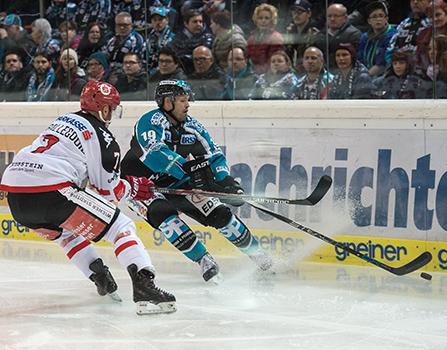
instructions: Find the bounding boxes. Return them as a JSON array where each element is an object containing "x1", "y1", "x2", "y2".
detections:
[
  {"x1": 127, "y1": 264, "x2": 176, "y2": 315},
  {"x1": 89, "y1": 258, "x2": 122, "y2": 302},
  {"x1": 198, "y1": 253, "x2": 222, "y2": 284},
  {"x1": 248, "y1": 250, "x2": 274, "y2": 273}
]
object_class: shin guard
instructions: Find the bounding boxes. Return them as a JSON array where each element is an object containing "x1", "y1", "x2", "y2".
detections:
[
  {"x1": 219, "y1": 214, "x2": 260, "y2": 254},
  {"x1": 159, "y1": 215, "x2": 207, "y2": 262}
]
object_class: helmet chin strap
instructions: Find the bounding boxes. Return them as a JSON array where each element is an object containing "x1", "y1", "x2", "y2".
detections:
[
  {"x1": 162, "y1": 97, "x2": 181, "y2": 125},
  {"x1": 98, "y1": 110, "x2": 111, "y2": 127}
]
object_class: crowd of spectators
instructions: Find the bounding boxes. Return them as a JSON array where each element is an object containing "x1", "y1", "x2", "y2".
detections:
[{"x1": 0, "y1": 0, "x2": 446, "y2": 102}]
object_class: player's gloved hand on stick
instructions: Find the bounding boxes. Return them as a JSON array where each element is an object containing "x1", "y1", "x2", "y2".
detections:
[
  {"x1": 125, "y1": 176, "x2": 155, "y2": 201},
  {"x1": 215, "y1": 176, "x2": 245, "y2": 207},
  {"x1": 182, "y1": 158, "x2": 215, "y2": 190}
]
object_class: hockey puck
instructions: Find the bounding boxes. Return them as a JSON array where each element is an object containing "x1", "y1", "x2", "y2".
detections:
[{"x1": 420, "y1": 272, "x2": 432, "y2": 280}]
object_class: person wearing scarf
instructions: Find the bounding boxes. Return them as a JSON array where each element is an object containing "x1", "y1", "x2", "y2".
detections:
[
  {"x1": 249, "y1": 50, "x2": 299, "y2": 100},
  {"x1": 329, "y1": 43, "x2": 374, "y2": 99},
  {"x1": 373, "y1": 50, "x2": 422, "y2": 99}
]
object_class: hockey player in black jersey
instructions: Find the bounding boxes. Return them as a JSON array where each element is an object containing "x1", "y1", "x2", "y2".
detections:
[
  {"x1": 121, "y1": 79, "x2": 273, "y2": 283},
  {"x1": 0, "y1": 80, "x2": 176, "y2": 315}
]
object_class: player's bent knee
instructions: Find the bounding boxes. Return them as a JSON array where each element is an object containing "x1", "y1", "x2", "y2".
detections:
[
  {"x1": 205, "y1": 205, "x2": 232, "y2": 229},
  {"x1": 103, "y1": 212, "x2": 137, "y2": 243},
  {"x1": 147, "y1": 199, "x2": 178, "y2": 228}
]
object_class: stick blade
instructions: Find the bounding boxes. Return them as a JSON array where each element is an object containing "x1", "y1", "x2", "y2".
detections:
[
  {"x1": 290, "y1": 175, "x2": 333, "y2": 205},
  {"x1": 390, "y1": 251, "x2": 433, "y2": 276}
]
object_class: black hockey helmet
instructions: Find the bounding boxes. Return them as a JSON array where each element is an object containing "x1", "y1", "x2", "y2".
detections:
[{"x1": 154, "y1": 79, "x2": 194, "y2": 107}]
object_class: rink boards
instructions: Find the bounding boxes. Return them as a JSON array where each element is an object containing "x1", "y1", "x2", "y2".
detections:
[
  {"x1": 0, "y1": 211, "x2": 443, "y2": 273},
  {"x1": 1, "y1": 100, "x2": 447, "y2": 273}
]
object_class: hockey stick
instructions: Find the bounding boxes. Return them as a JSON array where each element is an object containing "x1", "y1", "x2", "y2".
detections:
[
  {"x1": 150, "y1": 175, "x2": 333, "y2": 206},
  {"x1": 248, "y1": 201, "x2": 432, "y2": 276}
]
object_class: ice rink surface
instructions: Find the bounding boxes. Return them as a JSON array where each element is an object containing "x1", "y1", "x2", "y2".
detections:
[{"x1": 0, "y1": 239, "x2": 446, "y2": 350}]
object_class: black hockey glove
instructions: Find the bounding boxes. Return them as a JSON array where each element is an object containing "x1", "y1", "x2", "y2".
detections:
[
  {"x1": 215, "y1": 176, "x2": 245, "y2": 207},
  {"x1": 183, "y1": 158, "x2": 215, "y2": 190}
]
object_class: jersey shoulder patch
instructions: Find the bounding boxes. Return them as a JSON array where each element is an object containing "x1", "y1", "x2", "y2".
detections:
[{"x1": 149, "y1": 110, "x2": 168, "y2": 127}]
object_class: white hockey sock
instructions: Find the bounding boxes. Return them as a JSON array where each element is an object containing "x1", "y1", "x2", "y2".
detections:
[
  {"x1": 55, "y1": 231, "x2": 101, "y2": 278},
  {"x1": 104, "y1": 212, "x2": 154, "y2": 272}
]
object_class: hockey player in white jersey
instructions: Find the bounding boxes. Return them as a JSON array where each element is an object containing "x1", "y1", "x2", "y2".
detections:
[
  {"x1": 121, "y1": 79, "x2": 273, "y2": 283},
  {"x1": 0, "y1": 80, "x2": 176, "y2": 315}
]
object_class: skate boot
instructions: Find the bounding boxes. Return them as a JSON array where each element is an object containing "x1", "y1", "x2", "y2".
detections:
[
  {"x1": 198, "y1": 253, "x2": 222, "y2": 284},
  {"x1": 127, "y1": 264, "x2": 176, "y2": 315},
  {"x1": 89, "y1": 258, "x2": 122, "y2": 302}
]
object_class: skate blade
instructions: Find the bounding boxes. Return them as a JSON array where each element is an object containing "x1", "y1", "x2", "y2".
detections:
[
  {"x1": 136, "y1": 301, "x2": 177, "y2": 315},
  {"x1": 108, "y1": 291, "x2": 122, "y2": 302},
  {"x1": 207, "y1": 272, "x2": 223, "y2": 285}
]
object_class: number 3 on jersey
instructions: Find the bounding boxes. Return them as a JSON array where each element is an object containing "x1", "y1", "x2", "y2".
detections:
[{"x1": 31, "y1": 134, "x2": 60, "y2": 154}]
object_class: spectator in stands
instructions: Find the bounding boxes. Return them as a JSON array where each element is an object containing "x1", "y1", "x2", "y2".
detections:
[
  {"x1": 148, "y1": 47, "x2": 186, "y2": 97},
  {"x1": 386, "y1": 0, "x2": 430, "y2": 63},
  {"x1": 151, "y1": 1, "x2": 178, "y2": 31},
  {"x1": 295, "y1": 46, "x2": 333, "y2": 100},
  {"x1": 86, "y1": 51, "x2": 109, "y2": 81},
  {"x1": 0, "y1": 14, "x2": 34, "y2": 66},
  {"x1": 77, "y1": 23, "x2": 107, "y2": 69},
  {"x1": 25, "y1": 52, "x2": 55, "y2": 102},
  {"x1": 146, "y1": 6, "x2": 175, "y2": 75},
  {"x1": 247, "y1": 4, "x2": 285, "y2": 75},
  {"x1": 329, "y1": 43, "x2": 375, "y2": 99},
  {"x1": 58, "y1": 20, "x2": 82, "y2": 50},
  {"x1": 374, "y1": 50, "x2": 423, "y2": 98},
  {"x1": 149, "y1": 46, "x2": 187, "y2": 82},
  {"x1": 343, "y1": 0, "x2": 388, "y2": 33},
  {"x1": 171, "y1": 9, "x2": 214, "y2": 75},
  {"x1": 249, "y1": 50, "x2": 300, "y2": 100},
  {"x1": 210, "y1": 10, "x2": 247, "y2": 70},
  {"x1": 30, "y1": 18, "x2": 61, "y2": 66},
  {"x1": 284, "y1": 0, "x2": 320, "y2": 75},
  {"x1": 315, "y1": 3, "x2": 362, "y2": 69},
  {"x1": 76, "y1": 0, "x2": 112, "y2": 34},
  {"x1": 104, "y1": 11, "x2": 146, "y2": 84},
  {"x1": 222, "y1": 47, "x2": 257, "y2": 100},
  {"x1": 188, "y1": 45, "x2": 226, "y2": 100},
  {"x1": 357, "y1": 1, "x2": 396, "y2": 77},
  {"x1": 114, "y1": 52, "x2": 147, "y2": 100},
  {"x1": 416, "y1": 0, "x2": 447, "y2": 73},
  {"x1": 50, "y1": 48, "x2": 87, "y2": 101},
  {"x1": 112, "y1": 0, "x2": 147, "y2": 32},
  {"x1": 46, "y1": 0, "x2": 77, "y2": 33},
  {"x1": 0, "y1": 50, "x2": 30, "y2": 101},
  {"x1": 419, "y1": 35, "x2": 447, "y2": 97}
]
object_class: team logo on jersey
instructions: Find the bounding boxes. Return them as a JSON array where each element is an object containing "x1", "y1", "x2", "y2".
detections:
[
  {"x1": 82, "y1": 130, "x2": 92, "y2": 140},
  {"x1": 150, "y1": 112, "x2": 165, "y2": 126},
  {"x1": 100, "y1": 127, "x2": 113, "y2": 148},
  {"x1": 99, "y1": 83, "x2": 111, "y2": 95},
  {"x1": 180, "y1": 134, "x2": 195, "y2": 145}
]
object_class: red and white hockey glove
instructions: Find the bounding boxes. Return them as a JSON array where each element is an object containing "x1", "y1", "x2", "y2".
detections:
[{"x1": 125, "y1": 176, "x2": 155, "y2": 201}]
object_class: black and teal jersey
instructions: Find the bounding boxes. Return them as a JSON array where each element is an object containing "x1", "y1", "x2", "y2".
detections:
[{"x1": 121, "y1": 108, "x2": 230, "y2": 188}]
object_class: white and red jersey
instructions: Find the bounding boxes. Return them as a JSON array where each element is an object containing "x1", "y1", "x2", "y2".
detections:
[{"x1": 0, "y1": 111, "x2": 130, "y2": 202}]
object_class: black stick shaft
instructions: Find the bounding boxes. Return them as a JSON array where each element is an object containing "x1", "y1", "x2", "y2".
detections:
[
  {"x1": 248, "y1": 202, "x2": 432, "y2": 276},
  {"x1": 151, "y1": 175, "x2": 332, "y2": 206}
]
